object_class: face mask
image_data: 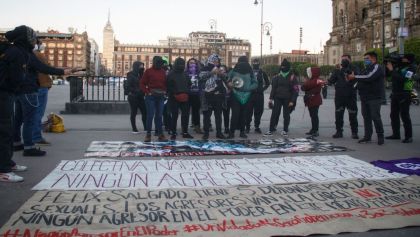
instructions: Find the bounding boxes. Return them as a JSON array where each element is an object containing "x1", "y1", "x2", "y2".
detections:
[
  {"x1": 364, "y1": 59, "x2": 372, "y2": 67},
  {"x1": 252, "y1": 64, "x2": 260, "y2": 70},
  {"x1": 306, "y1": 67, "x2": 312, "y2": 79},
  {"x1": 341, "y1": 59, "x2": 350, "y2": 68},
  {"x1": 189, "y1": 64, "x2": 197, "y2": 74}
]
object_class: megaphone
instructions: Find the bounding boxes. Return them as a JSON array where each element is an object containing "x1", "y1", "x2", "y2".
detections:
[{"x1": 232, "y1": 76, "x2": 244, "y2": 88}]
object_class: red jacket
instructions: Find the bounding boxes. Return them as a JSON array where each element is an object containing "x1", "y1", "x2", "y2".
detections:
[
  {"x1": 301, "y1": 67, "x2": 323, "y2": 108},
  {"x1": 140, "y1": 67, "x2": 167, "y2": 95}
]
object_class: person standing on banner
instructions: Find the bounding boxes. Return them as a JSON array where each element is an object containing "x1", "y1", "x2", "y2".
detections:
[
  {"x1": 126, "y1": 61, "x2": 146, "y2": 133},
  {"x1": 264, "y1": 59, "x2": 298, "y2": 137},
  {"x1": 302, "y1": 67, "x2": 324, "y2": 137},
  {"x1": 140, "y1": 56, "x2": 168, "y2": 142},
  {"x1": 199, "y1": 54, "x2": 227, "y2": 140},
  {"x1": 328, "y1": 54, "x2": 359, "y2": 139},
  {"x1": 32, "y1": 39, "x2": 54, "y2": 145},
  {"x1": 385, "y1": 53, "x2": 416, "y2": 143},
  {"x1": 227, "y1": 56, "x2": 258, "y2": 139},
  {"x1": 186, "y1": 58, "x2": 203, "y2": 134},
  {"x1": 220, "y1": 65, "x2": 231, "y2": 134},
  {"x1": 245, "y1": 58, "x2": 270, "y2": 134},
  {"x1": 167, "y1": 57, "x2": 194, "y2": 140},
  {"x1": 348, "y1": 51, "x2": 385, "y2": 145}
]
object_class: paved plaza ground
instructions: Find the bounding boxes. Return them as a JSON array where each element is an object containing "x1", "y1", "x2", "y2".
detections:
[{"x1": 0, "y1": 84, "x2": 419, "y2": 236}]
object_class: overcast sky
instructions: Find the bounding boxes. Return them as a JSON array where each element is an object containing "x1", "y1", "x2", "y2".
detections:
[{"x1": 0, "y1": 0, "x2": 332, "y2": 56}]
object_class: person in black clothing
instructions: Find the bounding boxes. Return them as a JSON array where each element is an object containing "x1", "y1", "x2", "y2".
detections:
[
  {"x1": 328, "y1": 55, "x2": 359, "y2": 139},
  {"x1": 245, "y1": 58, "x2": 270, "y2": 134},
  {"x1": 348, "y1": 51, "x2": 385, "y2": 145},
  {"x1": 220, "y1": 65, "x2": 231, "y2": 134},
  {"x1": 167, "y1": 57, "x2": 193, "y2": 140},
  {"x1": 186, "y1": 58, "x2": 202, "y2": 134},
  {"x1": 0, "y1": 26, "x2": 74, "y2": 182},
  {"x1": 385, "y1": 54, "x2": 416, "y2": 143},
  {"x1": 127, "y1": 61, "x2": 146, "y2": 133},
  {"x1": 265, "y1": 59, "x2": 298, "y2": 136}
]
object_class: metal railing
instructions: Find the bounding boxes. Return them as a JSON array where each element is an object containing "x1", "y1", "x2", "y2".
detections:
[{"x1": 69, "y1": 75, "x2": 128, "y2": 102}]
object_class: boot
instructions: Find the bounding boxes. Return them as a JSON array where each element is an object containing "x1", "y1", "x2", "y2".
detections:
[
  {"x1": 202, "y1": 133, "x2": 209, "y2": 140},
  {"x1": 23, "y1": 148, "x2": 46, "y2": 157},
  {"x1": 216, "y1": 133, "x2": 226, "y2": 139},
  {"x1": 239, "y1": 131, "x2": 248, "y2": 138},
  {"x1": 158, "y1": 134, "x2": 168, "y2": 142},
  {"x1": 255, "y1": 127, "x2": 262, "y2": 134},
  {"x1": 402, "y1": 137, "x2": 413, "y2": 143},
  {"x1": 194, "y1": 125, "x2": 203, "y2": 134},
  {"x1": 351, "y1": 133, "x2": 359, "y2": 139},
  {"x1": 332, "y1": 131, "x2": 343, "y2": 138},
  {"x1": 227, "y1": 132, "x2": 235, "y2": 139},
  {"x1": 144, "y1": 133, "x2": 152, "y2": 142},
  {"x1": 385, "y1": 134, "x2": 400, "y2": 140},
  {"x1": 182, "y1": 133, "x2": 194, "y2": 139},
  {"x1": 358, "y1": 137, "x2": 371, "y2": 144},
  {"x1": 377, "y1": 134, "x2": 384, "y2": 145},
  {"x1": 245, "y1": 126, "x2": 250, "y2": 134},
  {"x1": 224, "y1": 128, "x2": 230, "y2": 134}
]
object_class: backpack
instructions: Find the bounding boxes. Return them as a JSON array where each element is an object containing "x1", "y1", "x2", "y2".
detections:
[{"x1": 0, "y1": 41, "x2": 12, "y2": 86}]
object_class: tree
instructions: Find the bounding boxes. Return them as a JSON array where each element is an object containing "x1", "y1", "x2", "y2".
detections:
[
  {"x1": 404, "y1": 37, "x2": 420, "y2": 64},
  {"x1": 320, "y1": 65, "x2": 336, "y2": 79},
  {"x1": 261, "y1": 64, "x2": 280, "y2": 78}
]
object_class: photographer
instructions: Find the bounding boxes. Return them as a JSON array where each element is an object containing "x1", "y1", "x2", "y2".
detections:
[
  {"x1": 385, "y1": 53, "x2": 416, "y2": 143},
  {"x1": 328, "y1": 55, "x2": 359, "y2": 139}
]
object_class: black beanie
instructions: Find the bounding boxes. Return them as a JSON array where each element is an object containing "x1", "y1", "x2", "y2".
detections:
[
  {"x1": 238, "y1": 56, "x2": 249, "y2": 63},
  {"x1": 5, "y1": 25, "x2": 36, "y2": 50},
  {"x1": 280, "y1": 59, "x2": 291, "y2": 72}
]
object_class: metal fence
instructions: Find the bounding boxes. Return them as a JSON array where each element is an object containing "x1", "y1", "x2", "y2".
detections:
[{"x1": 69, "y1": 76, "x2": 128, "y2": 102}]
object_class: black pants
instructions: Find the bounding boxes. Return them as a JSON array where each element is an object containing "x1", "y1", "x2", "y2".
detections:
[
  {"x1": 269, "y1": 98, "x2": 290, "y2": 132},
  {"x1": 128, "y1": 93, "x2": 147, "y2": 131},
  {"x1": 223, "y1": 97, "x2": 231, "y2": 130},
  {"x1": 246, "y1": 93, "x2": 264, "y2": 129},
  {"x1": 335, "y1": 95, "x2": 358, "y2": 134},
  {"x1": 308, "y1": 106, "x2": 319, "y2": 132},
  {"x1": 361, "y1": 99, "x2": 384, "y2": 139},
  {"x1": 230, "y1": 98, "x2": 249, "y2": 133},
  {"x1": 0, "y1": 91, "x2": 16, "y2": 173},
  {"x1": 189, "y1": 94, "x2": 201, "y2": 127},
  {"x1": 390, "y1": 94, "x2": 412, "y2": 139},
  {"x1": 163, "y1": 102, "x2": 171, "y2": 131},
  {"x1": 169, "y1": 99, "x2": 190, "y2": 134},
  {"x1": 203, "y1": 95, "x2": 224, "y2": 134}
]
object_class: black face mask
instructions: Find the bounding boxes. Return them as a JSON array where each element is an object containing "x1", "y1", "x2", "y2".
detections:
[
  {"x1": 280, "y1": 66, "x2": 290, "y2": 72},
  {"x1": 252, "y1": 64, "x2": 260, "y2": 70},
  {"x1": 341, "y1": 59, "x2": 350, "y2": 68}
]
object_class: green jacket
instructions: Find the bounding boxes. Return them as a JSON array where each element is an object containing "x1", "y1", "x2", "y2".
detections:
[{"x1": 228, "y1": 71, "x2": 258, "y2": 104}]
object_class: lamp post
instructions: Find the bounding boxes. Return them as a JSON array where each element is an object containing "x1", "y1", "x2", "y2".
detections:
[
  {"x1": 263, "y1": 22, "x2": 272, "y2": 55},
  {"x1": 254, "y1": 0, "x2": 264, "y2": 62},
  {"x1": 209, "y1": 19, "x2": 217, "y2": 53}
]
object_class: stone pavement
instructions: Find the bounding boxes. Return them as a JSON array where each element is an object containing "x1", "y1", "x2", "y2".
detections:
[{"x1": 0, "y1": 84, "x2": 419, "y2": 236}]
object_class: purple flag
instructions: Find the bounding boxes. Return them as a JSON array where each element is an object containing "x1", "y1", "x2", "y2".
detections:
[{"x1": 371, "y1": 158, "x2": 420, "y2": 175}]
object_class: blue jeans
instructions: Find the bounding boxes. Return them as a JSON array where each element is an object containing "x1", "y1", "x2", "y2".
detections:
[
  {"x1": 145, "y1": 95, "x2": 164, "y2": 135},
  {"x1": 33, "y1": 88, "x2": 49, "y2": 143},
  {"x1": 14, "y1": 93, "x2": 39, "y2": 149}
]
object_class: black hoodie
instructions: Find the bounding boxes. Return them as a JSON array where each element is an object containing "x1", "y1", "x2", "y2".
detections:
[
  {"x1": 126, "y1": 61, "x2": 144, "y2": 96},
  {"x1": 167, "y1": 57, "x2": 191, "y2": 97}
]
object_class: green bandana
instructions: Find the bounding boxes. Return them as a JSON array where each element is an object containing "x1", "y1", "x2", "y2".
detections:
[{"x1": 280, "y1": 71, "x2": 290, "y2": 78}]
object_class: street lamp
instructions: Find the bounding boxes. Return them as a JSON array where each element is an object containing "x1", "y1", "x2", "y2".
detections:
[
  {"x1": 209, "y1": 19, "x2": 217, "y2": 53},
  {"x1": 263, "y1": 22, "x2": 272, "y2": 36},
  {"x1": 254, "y1": 0, "x2": 264, "y2": 62}
]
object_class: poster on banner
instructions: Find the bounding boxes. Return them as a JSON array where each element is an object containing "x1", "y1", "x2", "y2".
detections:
[
  {"x1": 371, "y1": 158, "x2": 420, "y2": 175},
  {"x1": 84, "y1": 138, "x2": 348, "y2": 157},
  {"x1": 33, "y1": 155, "x2": 406, "y2": 190},
  {"x1": 3, "y1": 178, "x2": 420, "y2": 237}
]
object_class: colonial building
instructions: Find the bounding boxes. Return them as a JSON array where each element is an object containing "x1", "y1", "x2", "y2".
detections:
[
  {"x1": 89, "y1": 38, "x2": 100, "y2": 76},
  {"x1": 256, "y1": 50, "x2": 323, "y2": 66},
  {"x1": 324, "y1": 0, "x2": 420, "y2": 65},
  {"x1": 112, "y1": 31, "x2": 251, "y2": 76}
]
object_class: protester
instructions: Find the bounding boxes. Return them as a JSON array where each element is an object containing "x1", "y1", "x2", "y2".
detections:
[
  {"x1": 227, "y1": 56, "x2": 258, "y2": 139},
  {"x1": 245, "y1": 58, "x2": 270, "y2": 134},
  {"x1": 167, "y1": 57, "x2": 193, "y2": 140},
  {"x1": 32, "y1": 39, "x2": 54, "y2": 145},
  {"x1": 328, "y1": 54, "x2": 359, "y2": 139},
  {"x1": 126, "y1": 61, "x2": 146, "y2": 133},
  {"x1": 140, "y1": 56, "x2": 168, "y2": 142},
  {"x1": 0, "y1": 26, "x2": 74, "y2": 182},
  {"x1": 348, "y1": 51, "x2": 385, "y2": 145},
  {"x1": 220, "y1": 65, "x2": 231, "y2": 134},
  {"x1": 265, "y1": 59, "x2": 298, "y2": 136},
  {"x1": 385, "y1": 53, "x2": 416, "y2": 143},
  {"x1": 199, "y1": 54, "x2": 226, "y2": 140},
  {"x1": 302, "y1": 67, "x2": 324, "y2": 137},
  {"x1": 186, "y1": 58, "x2": 203, "y2": 134}
]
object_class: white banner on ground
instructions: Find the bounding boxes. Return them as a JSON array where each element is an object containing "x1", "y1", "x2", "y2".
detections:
[
  {"x1": 33, "y1": 155, "x2": 406, "y2": 190},
  {"x1": 5, "y1": 178, "x2": 420, "y2": 236}
]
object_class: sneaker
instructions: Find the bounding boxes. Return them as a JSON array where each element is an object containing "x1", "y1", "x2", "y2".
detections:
[
  {"x1": 13, "y1": 144, "x2": 24, "y2": 151},
  {"x1": 182, "y1": 133, "x2": 194, "y2": 139},
  {"x1": 35, "y1": 139, "x2": 51, "y2": 146},
  {"x1": 0, "y1": 172, "x2": 24, "y2": 182},
  {"x1": 216, "y1": 133, "x2": 226, "y2": 139},
  {"x1": 281, "y1": 131, "x2": 288, "y2": 137},
  {"x1": 23, "y1": 148, "x2": 46, "y2": 157},
  {"x1": 351, "y1": 133, "x2": 359, "y2": 139},
  {"x1": 305, "y1": 130, "x2": 314, "y2": 135},
  {"x1": 158, "y1": 134, "x2": 168, "y2": 142},
  {"x1": 144, "y1": 134, "x2": 152, "y2": 142},
  {"x1": 264, "y1": 131, "x2": 273, "y2": 136},
  {"x1": 332, "y1": 132, "x2": 343, "y2": 138},
  {"x1": 239, "y1": 132, "x2": 248, "y2": 138},
  {"x1": 170, "y1": 134, "x2": 176, "y2": 140},
  {"x1": 202, "y1": 134, "x2": 209, "y2": 140},
  {"x1": 358, "y1": 137, "x2": 371, "y2": 144},
  {"x1": 11, "y1": 165, "x2": 27, "y2": 172},
  {"x1": 402, "y1": 137, "x2": 413, "y2": 143},
  {"x1": 385, "y1": 135, "x2": 400, "y2": 140},
  {"x1": 255, "y1": 128, "x2": 262, "y2": 134},
  {"x1": 131, "y1": 129, "x2": 139, "y2": 134}
]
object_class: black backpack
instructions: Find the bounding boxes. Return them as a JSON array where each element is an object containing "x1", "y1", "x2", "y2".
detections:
[{"x1": 0, "y1": 41, "x2": 12, "y2": 86}]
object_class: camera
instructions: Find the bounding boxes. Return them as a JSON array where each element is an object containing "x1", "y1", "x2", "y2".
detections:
[{"x1": 383, "y1": 53, "x2": 403, "y2": 67}]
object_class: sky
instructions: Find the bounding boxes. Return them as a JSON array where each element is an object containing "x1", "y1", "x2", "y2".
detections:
[{"x1": 0, "y1": 0, "x2": 332, "y2": 56}]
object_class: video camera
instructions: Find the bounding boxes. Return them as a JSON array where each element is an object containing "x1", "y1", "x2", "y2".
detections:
[{"x1": 384, "y1": 53, "x2": 403, "y2": 67}]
